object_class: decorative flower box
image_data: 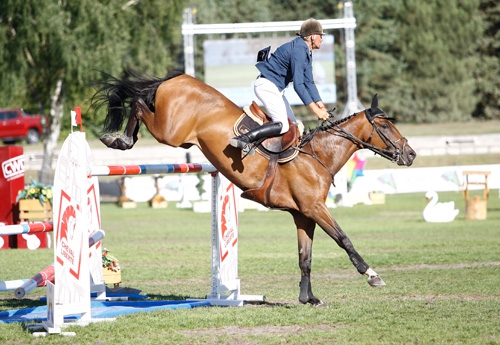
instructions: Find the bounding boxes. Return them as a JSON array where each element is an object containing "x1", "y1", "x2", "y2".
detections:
[
  {"x1": 102, "y1": 248, "x2": 121, "y2": 287},
  {"x1": 118, "y1": 197, "x2": 136, "y2": 209},
  {"x1": 149, "y1": 194, "x2": 168, "y2": 209},
  {"x1": 18, "y1": 199, "x2": 52, "y2": 222},
  {"x1": 369, "y1": 192, "x2": 386, "y2": 205},
  {"x1": 102, "y1": 268, "x2": 122, "y2": 287},
  {"x1": 17, "y1": 199, "x2": 52, "y2": 249}
]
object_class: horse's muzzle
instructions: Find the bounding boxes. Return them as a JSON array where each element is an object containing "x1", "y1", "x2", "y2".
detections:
[{"x1": 397, "y1": 145, "x2": 416, "y2": 166}]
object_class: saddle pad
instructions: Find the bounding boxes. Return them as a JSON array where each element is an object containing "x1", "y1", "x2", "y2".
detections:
[{"x1": 233, "y1": 113, "x2": 299, "y2": 163}]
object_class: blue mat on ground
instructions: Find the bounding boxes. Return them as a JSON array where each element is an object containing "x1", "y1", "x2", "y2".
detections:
[{"x1": 0, "y1": 300, "x2": 210, "y2": 324}]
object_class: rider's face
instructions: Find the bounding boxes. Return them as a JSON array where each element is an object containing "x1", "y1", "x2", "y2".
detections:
[{"x1": 312, "y1": 34, "x2": 323, "y2": 49}]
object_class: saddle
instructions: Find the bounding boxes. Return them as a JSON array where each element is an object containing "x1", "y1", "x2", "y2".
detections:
[
  {"x1": 233, "y1": 101, "x2": 300, "y2": 163},
  {"x1": 234, "y1": 102, "x2": 302, "y2": 208}
]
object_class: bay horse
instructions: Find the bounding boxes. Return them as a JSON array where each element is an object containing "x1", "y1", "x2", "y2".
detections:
[{"x1": 92, "y1": 70, "x2": 416, "y2": 306}]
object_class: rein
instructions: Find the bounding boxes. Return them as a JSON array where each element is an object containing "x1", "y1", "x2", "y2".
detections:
[
  {"x1": 296, "y1": 108, "x2": 409, "y2": 183},
  {"x1": 295, "y1": 141, "x2": 337, "y2": 185}
]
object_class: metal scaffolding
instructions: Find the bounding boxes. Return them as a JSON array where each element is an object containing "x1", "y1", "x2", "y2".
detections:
[{"x1": 182, "y1": 2, "x2": 362, "y2": 117}]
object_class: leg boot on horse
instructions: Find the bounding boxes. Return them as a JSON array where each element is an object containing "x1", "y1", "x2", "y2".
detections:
[{"x1": 230, "y1": 122, "x2": 282, "y2": 156}]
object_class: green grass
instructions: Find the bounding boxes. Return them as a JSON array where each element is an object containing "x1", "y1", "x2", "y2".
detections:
[
  {"x1": 1, "y1": 192, "x2": 499, "y2": 344},
  {"x1": 6, "y1": 120, "x2": 500, "y2": 343}
]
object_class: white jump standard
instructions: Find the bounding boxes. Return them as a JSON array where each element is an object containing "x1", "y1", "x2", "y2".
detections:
[{"x1": 40, "y1": 128, "x2": 263, "y2": 335}]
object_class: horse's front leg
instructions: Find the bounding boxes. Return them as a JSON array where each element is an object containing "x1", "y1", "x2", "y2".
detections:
[
  {"x1": 291, "y1": 211, "x2": 326, "y2": 307},
  {"x1": 100, "y1": 98, "x2": 143, "y2": 150},
  {"x1": 314, "y1": 205, "x2": 386, "y2": 287}
]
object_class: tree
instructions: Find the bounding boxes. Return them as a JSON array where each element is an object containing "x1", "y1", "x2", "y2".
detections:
[
  {"x1": 0, "y1": 0, "x2": 184, "y2": 184},
  {"x1": 390, "y1": 0, "x2": 483, "y2": 122},
  {"x1": 473, "y1": 0, "x2": 500, "y2": 119},
  {"x1": 341, "y1": 0, "x2": 404, "y2": 112}
]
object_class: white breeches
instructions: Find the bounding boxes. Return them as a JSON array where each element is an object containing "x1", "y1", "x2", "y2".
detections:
[{"x1": 254, "y1": 76, "x2": 297, "y2": 134}]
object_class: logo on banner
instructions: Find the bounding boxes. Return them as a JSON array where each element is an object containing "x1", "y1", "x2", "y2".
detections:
[
  {"x1": 56, "y1": 190, "x2": 83, "y2": 280},
  {"x1": 219, "y1": 182, "x2": 238, "y2": 262},
  {"x1": 2, "y1": 155, "x2": 24, "y2": 181}
]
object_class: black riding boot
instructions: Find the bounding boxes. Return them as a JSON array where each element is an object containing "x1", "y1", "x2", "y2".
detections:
[{"x1": 230, "y1": 122, "x2": 283, "y2": 156}]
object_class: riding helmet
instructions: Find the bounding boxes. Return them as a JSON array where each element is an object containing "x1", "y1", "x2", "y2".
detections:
[{"x1": 298, "y1": 18, "x2": 325, "y2": 38}]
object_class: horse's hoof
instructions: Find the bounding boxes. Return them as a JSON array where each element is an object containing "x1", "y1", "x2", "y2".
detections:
[
  {"x1": 100, "y1": 134, "x2": 132, "y2": 150},
  {"x1": 367, "y1": 275, "x2": 386, "y2": 287},
  {"x1": 302, "y1": 297, "x2": 327, "y2": 307},
  {"x1": 313, "y1": 300, "x2": 327, "y2": 308},
  {"x1": 100, "y1": 133, "x2": 121, "y2": 148}
]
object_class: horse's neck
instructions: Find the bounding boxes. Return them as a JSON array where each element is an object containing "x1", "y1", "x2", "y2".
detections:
[
  {"x1": 313, "y1": 130, "x2": 361, "y2": 175},
  {"x1": 313, "y1": 114, "x2": 368, "y2": 174}
]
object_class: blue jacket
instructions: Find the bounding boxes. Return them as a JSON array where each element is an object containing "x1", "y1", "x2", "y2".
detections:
[{"x1": 256, "y1": 37, "x2": 322, "y2": 106}]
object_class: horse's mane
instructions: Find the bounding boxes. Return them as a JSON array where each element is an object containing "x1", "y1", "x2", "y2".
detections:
[
  {"x1": 300, "y1": 112, "x2": 359, "y2": 147},
  {"x1": 299, "y1": 106, "x2": 392, "y2": 148}
]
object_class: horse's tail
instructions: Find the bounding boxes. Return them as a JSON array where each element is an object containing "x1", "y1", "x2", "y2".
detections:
[{"x1": 92, "y1": 70, "x2": 184, "y2": 133}]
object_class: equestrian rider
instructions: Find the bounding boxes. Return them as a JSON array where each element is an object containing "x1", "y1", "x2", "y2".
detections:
[{"x1": 230, "y1": 18, "x2": 330, "y2": 156}]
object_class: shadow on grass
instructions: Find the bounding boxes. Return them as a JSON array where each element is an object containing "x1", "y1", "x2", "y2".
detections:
[
  {"x1": 144, "y1": 294, "x2": 297, "y2": 308},
  {"x1": 0, "y1": 298, "x2": 45, "y2": 311}
]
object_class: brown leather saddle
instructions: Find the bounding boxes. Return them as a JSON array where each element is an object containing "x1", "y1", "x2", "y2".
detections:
[{"x1": 234, "y1": 101, "x2": 300, "y2": 163}]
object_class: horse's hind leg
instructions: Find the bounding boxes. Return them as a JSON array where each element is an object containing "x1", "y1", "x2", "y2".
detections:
[
  {"x1": 100, "y1": 97, "x2": 143, "y2": 150},
  {"x1": 314, "y1": 205, "x2": 386, "y2": 287},
  {"x1": 292, "y1": 211, "x2": 326, "y2": 307}
]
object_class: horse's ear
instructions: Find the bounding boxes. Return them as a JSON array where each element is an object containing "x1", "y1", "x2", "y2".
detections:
[{"x1": 371, "y1": 94, "x2": 378, "y2": 110}]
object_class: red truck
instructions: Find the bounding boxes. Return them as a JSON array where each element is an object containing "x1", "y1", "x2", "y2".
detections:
[{"x1": 0, "y1": 108, "x2": 49, "y2": 144}]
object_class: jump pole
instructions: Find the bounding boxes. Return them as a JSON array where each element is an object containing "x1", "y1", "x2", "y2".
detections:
[
  {"x1": 89, "y1": 163, "x2": 264, "y2": 306},
  {"x1": 0, "y1": 230, "x2": 105, "y2": 297},
  {"x1": 89, "y1": 163, "x2": 217, "y2": 176},
  {"x1": 0, "y1": 222, "x2": 53, "y2": 236},
  {"x1": 14, "y1": 264, "x2": 54, "y2": 299}
]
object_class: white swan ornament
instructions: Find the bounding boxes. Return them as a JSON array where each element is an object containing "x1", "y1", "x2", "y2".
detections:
[{"x1": 423, "y1": 191, "x2": 459, "y2": 223}]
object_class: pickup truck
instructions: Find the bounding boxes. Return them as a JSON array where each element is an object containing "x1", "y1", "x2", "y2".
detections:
[{"x1": 0, "y1": 108, "x2": 49, "y2": 144}]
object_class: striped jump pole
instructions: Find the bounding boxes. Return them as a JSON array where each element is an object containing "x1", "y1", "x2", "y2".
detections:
[
  {"x1": 9, "y1": 230, "x2": 105, "y2": 298},
  {"x1": 89, "y1": 163, "x2": 217, "y2": 177},
  {"x1": 14, "y1": 264, "x2": 54, "y2": 299},
  {"x1": 0, "y1": 222, "x2": 53, "y2": 236}
]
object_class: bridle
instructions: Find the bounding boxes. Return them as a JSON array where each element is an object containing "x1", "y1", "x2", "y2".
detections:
[
  {"x1": 327, "y1": 108, "x2": 409, "y2": 164},
  {"x1": 295, "y1": 108, "x2": 410, "y2": 184}
]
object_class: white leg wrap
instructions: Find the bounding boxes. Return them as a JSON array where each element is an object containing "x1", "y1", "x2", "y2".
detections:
[{"x1": 364, "y1": 268, "x2": 378, "y2": 277}]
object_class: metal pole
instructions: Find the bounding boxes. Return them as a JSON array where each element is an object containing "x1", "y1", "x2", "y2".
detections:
[
  {"x1": 181, "y1": 14, "x2": 357, "y2": 82},
  {"x1": 183, "y1": 7, "x2": 196, "y2": 77},
  {"x1": 341, "y1": 1, "x2": 364, "y2": 117}
]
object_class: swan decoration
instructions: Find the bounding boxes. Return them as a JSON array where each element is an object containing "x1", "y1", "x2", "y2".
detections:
[{"x1": 423, "y1": 191, "x2": 459, "y2": 223}]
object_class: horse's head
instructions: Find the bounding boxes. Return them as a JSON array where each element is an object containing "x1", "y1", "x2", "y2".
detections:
[{"x1": 362, "y1": 94, "x2": 416, "y2": 166}]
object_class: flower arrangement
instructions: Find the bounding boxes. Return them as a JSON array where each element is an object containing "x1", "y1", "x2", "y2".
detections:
[
  {"x1": 16, "y1": 181, "x2": 53, "y2": 206},
  {"x1": 102, "y1": 248, "x2": 121, "y2": 272}
]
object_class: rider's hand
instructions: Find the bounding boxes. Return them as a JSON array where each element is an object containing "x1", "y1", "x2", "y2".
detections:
[
  {"x1": 315, "y1": 108, "x2": 329, "y2": 121},
  {"x1": 308, "y1": 101, "x2": 329, "y2": 121}
]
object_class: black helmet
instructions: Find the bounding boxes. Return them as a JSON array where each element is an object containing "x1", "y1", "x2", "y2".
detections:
[{"x1": 298, "y1": 18, "x2": 325, "y2": 38}]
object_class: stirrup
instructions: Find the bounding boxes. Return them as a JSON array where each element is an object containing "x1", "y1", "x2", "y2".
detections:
[
  {"x1": 230, "y1": 136, "x2": 255, "y2": 156},
  {"x1": 241, "y1": 143, "x2": 255, "y2": 156}
]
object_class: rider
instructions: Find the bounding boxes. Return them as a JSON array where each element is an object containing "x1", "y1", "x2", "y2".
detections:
[{"x1": 230, "y1": 18, "x2": 330, "y2": 156}]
